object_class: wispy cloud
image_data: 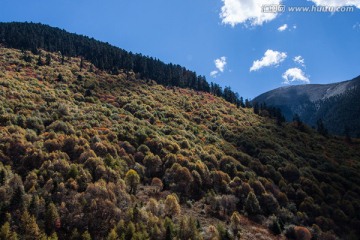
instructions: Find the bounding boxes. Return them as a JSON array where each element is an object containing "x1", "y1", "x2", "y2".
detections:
[
  {"x1": 293, "y1": 56, "x2": 305, "y2": 67},
  {"x1": 210, "y1": 56, "x2": 227, "y2": 78},
  {"x1": 250, "y1": 49, "x2": 287, "y2": 72},
  {"x1": 308, "y1": 0, "x2": 360, "y2": 8},
  {"x1": 215, "y1": 56, "x2": 227, "y2": 72},
  {"x1": 210, "y1": 70, "x2": 219, "y2": 77},
  {"x1": 282, "y1": 68, "x2": 310, "y2": 84},
  {"x1": 278, "y1": 24, "x2": 288, "y2": 32},
  {"x1": 353, "y1": 22, "x2": 360, "y2": 29},
  {"x1": 220, "y1": 0, "x2": 283, "y2": 27}
]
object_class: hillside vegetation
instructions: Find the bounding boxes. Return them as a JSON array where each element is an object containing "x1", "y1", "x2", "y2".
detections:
[
  {"x1": 0, "y1": 46, "x2": 360, "y2": 240},
  {"x1": 0, "y1": 22, "x2": 244, "y2": 108}
]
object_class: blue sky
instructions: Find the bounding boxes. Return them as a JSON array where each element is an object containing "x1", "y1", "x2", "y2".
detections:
[{"x1": 1, "y1": 0, "x2": 359, "y2": 98}]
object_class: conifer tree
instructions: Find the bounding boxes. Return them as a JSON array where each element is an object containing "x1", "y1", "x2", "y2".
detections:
[
  {"x1": 244, "y1": 192, "x2": 261, "y2": 215},
  {"x1": 45, "y1": 54, "x2": 51, "y2": 66},
  {"x1": 20, "y1": 210, "x2": 42, "y2": 240},
  {"x1": 125, "y1": 169, "x2": 140, "y2": 194}
]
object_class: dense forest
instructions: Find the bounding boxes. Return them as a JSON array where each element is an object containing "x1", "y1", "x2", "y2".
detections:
[{"x1": 0, "y1": 44, "x2": 359, "y2": 239}]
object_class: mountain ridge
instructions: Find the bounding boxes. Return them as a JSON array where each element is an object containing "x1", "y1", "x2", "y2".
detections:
[
  {"x1": 257, "y1": 75, "x2": 360, "y2": 102},
  {"x1": 253, "y1": 75, "x2": 360, "y2": 136}
]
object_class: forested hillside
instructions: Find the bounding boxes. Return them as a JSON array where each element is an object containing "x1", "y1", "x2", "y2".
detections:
[
  {"x1": 0, "y1": 46, "x2": 359, "y2": 240},
  {"x1": 0, "y1": 22, "x2": 245, "y2": 107}
]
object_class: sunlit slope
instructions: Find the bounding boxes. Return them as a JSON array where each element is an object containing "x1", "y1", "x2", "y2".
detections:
[{"x1": 0, "y1": 47, "x2": 359, "y2": 239}]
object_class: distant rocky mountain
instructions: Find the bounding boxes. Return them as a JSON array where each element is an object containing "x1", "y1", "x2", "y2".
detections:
[{"x1": 253, "y1": 75, "x2": 360, "y2": 136}]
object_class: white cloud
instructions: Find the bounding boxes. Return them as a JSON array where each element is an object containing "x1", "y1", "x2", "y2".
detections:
[
  {"x1": 210, "y1": 56, "x2": 227, "y2": 78},
  {"x1": 308, "y1": 0, "x2": 360, "y2": 8},
  {"x1": 210, "y1": 70, "x2": 219, "y2": 77},
  {"x1": 215, "y1": 56, "x2": 227, "y2": 72},
  {"x1": 353, "y1": 22, "x2": 360, "y2": 29},
  {"x1": 278, "y1": 24, "x2": 288, "y2": 31},
  {"x1": 220, "y1": 0, "x2": 283, "y2": 27},
  {"x1": 293, "y1": 56, "x2": 305, "y2": 67},
  {"x1": 250, "y1": 49, "x2": 287, "y2": 72},
  {"x1": 282, "y1": 68, "x2": 310, "y2": 84}
]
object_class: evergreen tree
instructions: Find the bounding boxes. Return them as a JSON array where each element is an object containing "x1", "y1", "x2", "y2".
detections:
[
  {"x1": 22, "y1": 52, "x2": 32, "y2": 63},
  {"x1": 70, "y1": 229, "x2": 81, "y2": 240},
  {"x1": 61, "y1": 53, "x2": 65, "y2": 65},
  {"x1": 245, "y1": 99, "x2": 252, "y2": 108},
  {"x1": 20, "y1": 210, "x2": 42, "y2": 240},
  {"x1": 9, "y1": 186, "x2": 23, "y2": 211},
  {"x1": 293, "y1": 114, "x2": 305, "y2": 130},
  {"x1": 125, "y1": 169, "x2": 140, "y2": 194},
  {"x1": 253, "y1": 102, "x2": 260, "y2": 114},
  {"x1": 107, "y1": 228, "x2": 118, "y2": 240},
  {"x1": 164, "y1": 194, "x2": 181, "y2": 218},
  {"x1": 80, "y1": 57, "x2": 84, "y2": 71},
  {"x1": 230, "y1": 211, "x2": 242, "y2": 238},
  {"x1": 239, "y1": 97, "x2": 245, "y2": 108},
  {"x1": 45, "y1": 202, "x2": 60, "y2": 234},
  {"x1": 316, "y1": 118, "x2": 328, "y2": 137},
  {"x1": 125, "y1": 222, "x2": 135, "y2": 240},
  {"x1": 0, "y1": 170, "x2": 5, "y2": 185},
  {"x1": 45, "y1": 54, "x2": 51, "y2": 66},
  {"x1": 37, "y1": 55, "x2": 43, "y2": 66},
  {"x1": 57, "y1": 74, "x2": 64, "y2": 82},
  {"x1": 344, "y1": 125, "x2": 352, "y2": 143},
  {"x1": 244, "y1": 192, "x2": 261, "y2": 216},
  {"x1": 164, "y1": 218, "x2": 174, "y2": 240},
  {"x1": 81, "y1": 231, "x2": 91, "y2": 240},
  {"x1": 0, "y1": 222, "x2": 11, "y2": 240}
]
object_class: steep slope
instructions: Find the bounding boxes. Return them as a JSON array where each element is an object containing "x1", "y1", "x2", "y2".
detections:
[
  {"x1": 253, "y1": 76, "x2": 360, "y2": 136},
  {"x1": 0, "y1": 47, "x2": 360, "y2": 239},
  {"x1": 0, "y1": 22, "x2": 243, "y2": 107}
]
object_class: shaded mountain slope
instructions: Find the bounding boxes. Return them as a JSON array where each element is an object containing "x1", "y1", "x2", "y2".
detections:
[
  {"x1": 0, "y1": 47, "x2": 359, "y2": 239},
  {"x1": 253, "y1": 76, "x2": 360, "y2": 136}
]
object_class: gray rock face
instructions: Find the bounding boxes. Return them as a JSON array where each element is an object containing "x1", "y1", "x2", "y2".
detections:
[{"x1": 253, "y1": 75, "x2": 360, "y2": 136}]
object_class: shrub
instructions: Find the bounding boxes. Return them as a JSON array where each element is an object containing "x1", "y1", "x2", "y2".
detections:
[
  {"x1": 26, "y1": 116, "x2": 44, "y2": 132},
  {"x1": 151, "y1": 177, "x2": 163, "y2": 193},
  {"x1": 268, "y1": 215, "x2": 282, "y2": 235},
  {"x1": 46, "y1": 120, "x2": 75, "y2": 134},
  {"x1": 280, "y1": 164, "x2": 300, "y2": 182},
  {"x1": 164, "y1": 163, "x2": 193, "y2": 197},
  {"x1": 260, "y1": 193, "x2": 279, "y2": 216},
  {"x1": 43, "y1": 139, "x2": 63, "y2": 152},
  {"x1": 249, "y1": 179, "x2": 266, "y2": 196},
  {"x1": 210, "y1": 170, "x2": 230, "y2": 193},
  {"x1": 294, "y1": 226, "x2": 312, "y2": 240},
  {"x1": 202, "y1": 225, "x2": 220, "y2": 240},
  {"x1": 143, "y1": 153, "x2": 162, "y2": 178},
  {"x1": 219, "y1": 156, "x2": 238, "y2": 178}
]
